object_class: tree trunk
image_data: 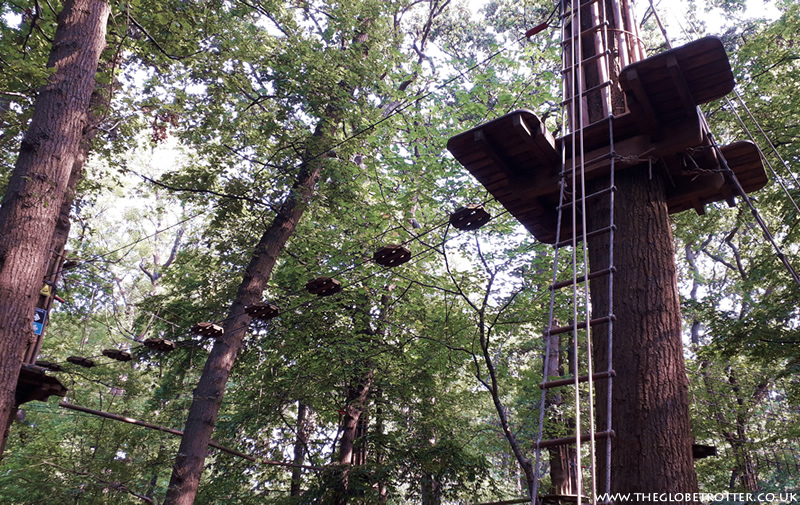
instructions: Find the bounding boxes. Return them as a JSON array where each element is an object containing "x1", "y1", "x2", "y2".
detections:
[
  {"x1": 587, "y1": 168, "x2": 699, "y2": 499},
  {"x1": 0, "y1": 0, "x2": 109, "y2": 459},
  {"x1": 334, "y1": 368, "x2": 373, "y2": 505},
  {"x1": 163, "y1": 147, "x2": 327, "y2": 504},
  {"x1": 290, "y1": 402, "x2": 310, "y2": 496}
]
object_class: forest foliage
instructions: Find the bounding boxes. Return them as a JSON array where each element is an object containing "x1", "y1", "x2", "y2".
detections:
[{"x1": 1, "y1": 0, "x2": 799, "y2": 503}]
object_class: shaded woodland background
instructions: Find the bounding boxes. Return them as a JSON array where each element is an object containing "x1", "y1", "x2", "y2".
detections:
[{"x1": 1, "y1": 0, "x2": 799, "y2": 503}]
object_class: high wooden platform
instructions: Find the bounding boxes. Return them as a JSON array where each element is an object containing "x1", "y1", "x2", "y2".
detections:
[
  {"x1": 446, "y1": 37, "x2": 767, "y2": 244},
  {"x1": 16, "y1": 364, "x2": 67, "y2": 405}
]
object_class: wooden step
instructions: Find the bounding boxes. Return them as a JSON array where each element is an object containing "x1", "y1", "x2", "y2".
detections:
[
  {"x1": 540, "y1": 370, "x2": 616, "y2": 389},
  {"x1": 561, "y1": 80, "x2": 613, "y2": 105},
  {"x1": 546, "y1": 315, "x2": 615, "y2": 336},
  {"x1": 541, "y1": 495, "x2": 593, "y2": 504},
  {"x1": 560, "y1": 0, "x2": 602, "y2": 19},
  {"x1": 549, "y1": 267, "x2": 615, "y2": 291},
  {"x1": 534, "y1": 430, "x2": 615, "y2": 449},
  {"x1": 562, "y1": 50, "x2": 611, "y2": 73},
  {"x1": 558, "y1": 186, "x2": 616, "y2": 211},
  {"x1": 561, "y1": 20, "x2": 611, "y2": 44},
  {"x1": 557, "y1": 224, "x2": 616, "y2": 248}
]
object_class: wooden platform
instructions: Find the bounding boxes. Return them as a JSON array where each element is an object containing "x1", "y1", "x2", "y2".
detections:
[
  {"x1": 16, "y1": 364, "x2": 67, "y2": 405},
  {"x1": 446, "y1": 37, "x2": 767, "y2": 244}
]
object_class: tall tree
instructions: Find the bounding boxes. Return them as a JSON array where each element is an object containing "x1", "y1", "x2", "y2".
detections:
[{"x1": 0, "y1": 0, "x2": 110, "y2": 457}]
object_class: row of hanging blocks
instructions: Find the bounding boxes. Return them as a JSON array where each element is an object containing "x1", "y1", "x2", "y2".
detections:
[{"x1": 53, "y1": 206, "x2": 493, "y2": 361}]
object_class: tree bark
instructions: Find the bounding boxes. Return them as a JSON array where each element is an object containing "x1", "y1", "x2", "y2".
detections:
[
  {"x1": 0, "y1": 0, "x2": 109, "y2": 459},
  {"x1": 163, "y1": 146, "x2": 327, "y2": 504},
  {"x1": 587, "y1": 168, "x2": 699, "y2": 500}
]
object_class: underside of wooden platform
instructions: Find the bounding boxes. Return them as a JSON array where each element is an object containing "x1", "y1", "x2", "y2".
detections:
[
  {"x1": 446, "y1": 37, "x2": 767, "y2": 244},
  {"x1": 16, "y1": 364, "x2": 67, "y2": 405}
]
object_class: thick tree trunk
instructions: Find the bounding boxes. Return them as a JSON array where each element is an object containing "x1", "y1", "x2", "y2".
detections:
[
  {"x1": 0, "y1": 0, "x2": 109, "y2": 460},
  {"x1": 587, "y1": 169, "x2": 699, "y2": 499},
  {"x1": 163, "y1": 151, "x2": 326, "y2": 504}
]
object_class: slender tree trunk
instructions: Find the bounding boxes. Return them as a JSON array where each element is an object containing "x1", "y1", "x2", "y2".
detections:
[
  {"x1": 587, "y1": 169, "x2": 699, "y2": 498},
  {"x1": 374, "y1": 387, "x2": 388, "y2": 503},
  {"x1": 290, "y1": 402, "x2": 310, "y2": 496},
  {"x1": 0, "y1": 0, "x2": 109, "y2": 459},
  {"x1": 163, "y1": 145, "x2": 327, "y2": 504},
  {"x1": 334, "y1": 368, "x2": 373, "y2": 505}
]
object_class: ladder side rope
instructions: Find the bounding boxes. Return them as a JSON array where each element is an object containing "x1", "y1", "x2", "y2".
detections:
[
  {"x1": 532, "y1": 0, "x2": 581, "y2": 501},
  {"x1": 571, "y1": 1, "x2": 586, "y2": 502},
  {"x1": 599, "y1": 1, "x2": 616, "y2": 499}
]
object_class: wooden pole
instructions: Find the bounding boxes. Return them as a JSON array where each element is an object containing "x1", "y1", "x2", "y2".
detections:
[{"x1": 58, "y1": 402, "x2": 322, "y2": 471}]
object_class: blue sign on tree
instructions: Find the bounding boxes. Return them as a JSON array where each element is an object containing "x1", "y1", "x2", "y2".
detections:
[{"x1": 33, "y1": 308, "x2": 48, "y2": 336}]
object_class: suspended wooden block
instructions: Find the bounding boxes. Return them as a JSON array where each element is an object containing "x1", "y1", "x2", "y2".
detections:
[
  {"x1": 373, "y1": 244, "x2": 411, "y2": 267},
  {"x1": 692, "y1": 443, "x2": 717, "y2": 460},
  {"x1": 305, "y1": 276, "x2": 343, "y2": 297},
  {"x1": 35, "y1": 360, "x2": 64, "y2": 372},
  {"x1": 67, "y1": 356, "x2": 95, "y2": 368},
  {"x1": 449, "y1": 204, "x2": 491, "y2": 231},
  {"x1": 244, "y1": 302, "x2": 280, "y2": 320},
  {"x1": 191, "y1": 322, "x2": 224, "y2": 339},
  {"x1": 102, "y1": 349, "x2": 132, "y2": 362},
  {"x1": 143, "y1": 337, "x2": 176, "y2": 352}
]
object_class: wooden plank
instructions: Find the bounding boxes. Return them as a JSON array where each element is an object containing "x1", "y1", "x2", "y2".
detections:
[
  {"x1": 624, "y1": 68, "x2": 660, "y2": 132},
  {"x1": 667, "y1": 55, "x2": 698, "y2": 114},
  {"x1": 619, "y1": 36, "x2": 734, "y2": 111}
]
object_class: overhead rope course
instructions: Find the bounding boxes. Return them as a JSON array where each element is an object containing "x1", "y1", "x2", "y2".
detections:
[{"x1": 41, "y1": 199, "x2": 514, "y2": 370}]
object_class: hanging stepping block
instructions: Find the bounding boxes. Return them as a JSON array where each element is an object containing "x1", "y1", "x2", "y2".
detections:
[
  {"x1": 306, "y1": 276, "x2": 343, "y2": 297},
  {"x1": 449, "y1": 204, "x2": 491, "y2": 231},
  {"x1": 373, "y1": 244, "x2": 411, "y2": 267},
  {"x1": 35, "y1": 360, "x2": 64, "y2": 372},
  {"x1": 244, "y1": 302, "x2": 280, "y2": 320},
  {"x1": 102, "y1": 349, "x2": 132, "y2": 362},
  {"x1": 67, "y1": 356, "x2": 95, "y2": 368},
  {"x1": 191, "y1": 322, "x2": 224, "y2": 339},
  {"x1": 143, "y1": 337, "x2": 176, "y2": 352}
]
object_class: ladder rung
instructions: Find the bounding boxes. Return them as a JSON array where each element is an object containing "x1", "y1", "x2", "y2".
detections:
[
  {"x1": 556, "y1": 224, "x2": 616, "y2": 248},
  {"x1": 535, "y1": 430, "x2": 615, "y2": 449},
  {"x1": 546, "y1": 315, "x2": 615, "y2": 336},
  {"x1": 541, "y1": 495, "x2": 593, "y2": 504},
  {"x1": 549, "y1": 267, "x2": 616, "y2": 290},
  {"x1": 540, "y1": 370, "x2": 616, "y2": 389},
  {"x1": 561, "y1": 80, "x2": 613, "y2": 106},
  {"x1": 558, "y1": 185, "x2": 616, "y2": 211},
  {"x1": 559, "y1": 0, "x2": 603, "y2": 20},
  {"x1": 561, "y1": 50, "x2": 612, "y2": 74},
  {"x1": 561, "y1": 152, "x2": 615, "y2": 178},
  {"x1": 561, "y1": 21, "x2": 610, "y2": 44}
]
